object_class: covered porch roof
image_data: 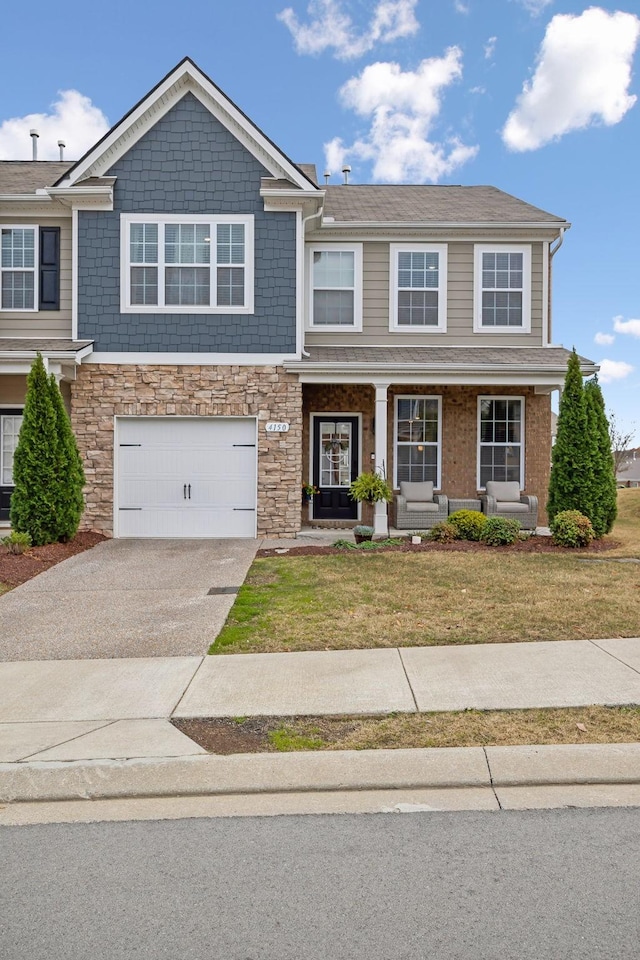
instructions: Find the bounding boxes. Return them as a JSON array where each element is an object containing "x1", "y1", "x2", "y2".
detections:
[{"x1": 0, "y1": 339, "x2": 94, "y2": 378}]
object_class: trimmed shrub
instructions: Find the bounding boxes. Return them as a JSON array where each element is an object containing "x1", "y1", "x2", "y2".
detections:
[
  {"x1": 48, "y1": 373, "x2": 85, "y2": 541},
  {"x1": 480, "y1": 517, "x2": 521, "y2": 546},
  {"x1": 550, "y1": 510, "x2": 595, "y2": 548},
  {"x1": 428, "y1": 521, "x2": 459, "y2": 543},
  {"x1": 584, "y1": 377, "x2": 617, "y2": 537},
  {"x1": 10, "y1": 354, "x2": 60, "y2": 545},
  {"x1": 448, "y1": 509, "x2": 487, "y2": 541}
]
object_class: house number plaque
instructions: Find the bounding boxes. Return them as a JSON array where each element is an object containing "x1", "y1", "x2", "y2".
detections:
[{"x1": 265, "y1": 421, "x2": 290, "y2": 433}]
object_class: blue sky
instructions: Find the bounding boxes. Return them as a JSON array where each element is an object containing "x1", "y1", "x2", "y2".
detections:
[{"x1": 1, "y1": 0, "x2": 638, "y2": 435}]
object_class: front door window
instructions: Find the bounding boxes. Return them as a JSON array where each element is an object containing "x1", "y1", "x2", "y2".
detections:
[
  {"x1": 0, "y1": 410, "x2": 23, "y2": 521},
  {"x1": 312, "y1": 416, "x2": 359, "y2": 521}
]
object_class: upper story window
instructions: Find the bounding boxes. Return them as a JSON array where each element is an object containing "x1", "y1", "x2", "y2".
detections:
[
  {"x1": 390, "y1": 244, "x2": 447, "y2": 332},
  {"x1": 1, "y1": 227, "x2": 37, "y2": 311},
  {"x1": 121, "y1": 214, "x2": 254, "y2": 314},
  {"x1": 394, "y1": 396, "x2": 441, "y2": 488},
  {"x1": 478, "y1": 397, "x2": 524, "y2": 488},
  {"x1": 474, "y1": 245, "x2": 531, "y2": 333},
  {"x1": 308, "y1": 244, "x2": 362, "y2": 331}
]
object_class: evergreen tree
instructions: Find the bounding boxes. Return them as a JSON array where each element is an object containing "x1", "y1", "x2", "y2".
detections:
[
  {"x1": 10, "y1": 354, "x2": 60, "y2": 545},
  {"x1": 547, "y1": 349, "x2": 595, "y2": 525},
  {"x1": 584, "y1": 376, "x2": 617, "y2": 536},
  {"x1": 48, "y1": 373, "x2": 85, "y2": 540}
]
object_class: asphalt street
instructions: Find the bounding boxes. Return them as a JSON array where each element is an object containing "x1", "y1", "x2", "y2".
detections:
[{"x1": 2, "y1": 808, "x2": 639, "y2": 959}]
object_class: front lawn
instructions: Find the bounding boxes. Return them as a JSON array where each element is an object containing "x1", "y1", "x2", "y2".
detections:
[{"x1": 212, "y1": 490, "x2": 640, "y2": 655}]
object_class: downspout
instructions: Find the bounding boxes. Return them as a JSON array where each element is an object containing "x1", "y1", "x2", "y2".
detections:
[
  {"x1": 548, "y1": 227, "x2": 565, "y2": 345},
  {"x1": 300, "y1": 203, "x2": 324, "y2": 357}
]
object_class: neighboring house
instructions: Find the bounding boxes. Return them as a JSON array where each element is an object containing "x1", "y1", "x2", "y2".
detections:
[
  {"x1": 617, "y1": 449, "x2": 640, "y2": 488},
  {"x1": 0, "y1": 58, "x2": 598, "y2": 536}
]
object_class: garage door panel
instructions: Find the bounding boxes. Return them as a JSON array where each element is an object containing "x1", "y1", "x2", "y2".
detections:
[{"x1": 116, "y1": 417, "x2": 257, "y2": 538}]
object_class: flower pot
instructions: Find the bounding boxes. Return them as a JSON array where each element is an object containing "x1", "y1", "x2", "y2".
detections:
[{"x1": 354, "y1": 533, "x2": 373, "y2": 544}]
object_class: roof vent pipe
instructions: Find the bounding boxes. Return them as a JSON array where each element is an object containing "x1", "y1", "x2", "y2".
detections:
[
  {"x1": 58, "y1": 140, "x2": 66, "y2": 161},
  {"x1": 30, "y1": 129, "x2": 39, "y2": 161},
  {"x1": 342, "y1": 164, "x2": 351, "y2": 185},
  {"x1": 324, "y1": 170, "x2": 331, "y2": 184}
]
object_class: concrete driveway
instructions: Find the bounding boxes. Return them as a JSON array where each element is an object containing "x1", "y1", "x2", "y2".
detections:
[{"x1": 0, "y1": 539, "x2": 259, "y2": 661}]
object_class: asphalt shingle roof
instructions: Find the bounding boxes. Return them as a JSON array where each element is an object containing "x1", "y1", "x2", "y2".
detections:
[
  {"x1": 0, "y1": 162, "x2": 74, "y2": 194},
  {"x1": 322, "y1": 185, "x2": 566, "y2": 224},
  {"x1": 0, "y1": 339, "x2": 93, "y2": 354},
  {"x1": 293, "y1": 346, "x2": 595, "y2": 371}
]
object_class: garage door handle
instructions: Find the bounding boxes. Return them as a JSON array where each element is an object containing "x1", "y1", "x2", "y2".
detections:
[
  {"x1": 183, "y1": 484, "x2": 187, "y2": 500},
  {"x1": 188, "y1": 484, "x2": 191, "y2": 500},
  {"x1": 233, "y1": 508, "x2": 256, "y2": 512},
  {"x1": 233, "y1": 444, "x2": 256, "y2": 447}
]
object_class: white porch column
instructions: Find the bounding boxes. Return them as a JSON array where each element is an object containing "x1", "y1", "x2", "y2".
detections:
[{"x1": 373, "y1": 382, "x2": 390, "y2": 536}]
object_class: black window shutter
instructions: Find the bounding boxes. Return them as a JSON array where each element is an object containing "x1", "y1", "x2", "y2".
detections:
[{"x1": 39, "y1": 227, "x2": 60, "y2": 310}]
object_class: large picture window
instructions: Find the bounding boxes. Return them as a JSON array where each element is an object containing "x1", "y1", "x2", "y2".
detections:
[
  {"x1": 308, "y1": 244, "x2": 362, "y2": 330},
  {"x1": 121, "y1": 214, "x2": 254, "y2": 313},
  {"x1": 478, "y1": 397, "x2": 524, "y2": 487},
  {"x1": 390, "y1": 244, "x2": 447, "y2": 331},
  {"x1": 474, "y1": 245, "x2": 531, "y2": 332},
  {"x1": 394, "y1": 396, "x2": 441, "y2": 487}
]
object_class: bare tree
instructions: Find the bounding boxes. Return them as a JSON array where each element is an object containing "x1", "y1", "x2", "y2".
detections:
[{"x1": 608, "y1": 410, "x2": 636, "y2": 474}]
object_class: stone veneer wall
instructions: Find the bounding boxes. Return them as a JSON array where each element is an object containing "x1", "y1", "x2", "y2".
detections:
[
  {"x1": 72, "y1": 364, "x2": 302, "y2": 537},
  {"x1": 302, "y1": 383, "x2": 552, "y2": 524}
]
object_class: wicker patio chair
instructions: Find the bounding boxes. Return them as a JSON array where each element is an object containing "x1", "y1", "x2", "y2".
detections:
[
  {"x1": 395, "y1": 480, "x2": 449, "y2": 530},
  {"x1": 480, "y1": 480, "x2": 538, "y2": 531}
]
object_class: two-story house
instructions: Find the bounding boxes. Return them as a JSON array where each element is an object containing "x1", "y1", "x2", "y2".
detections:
[{"x1": 0, "y1": 58, "x2": 597, "y2": 537}]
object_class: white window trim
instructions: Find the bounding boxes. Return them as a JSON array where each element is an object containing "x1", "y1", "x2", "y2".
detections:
[
  {"x1": 306, "y1": 243, "x2": 363, "y2": 332},
  {"x1": 473, "y1": 244, "x2": 531, "y2": 334},
  {"x1": 0, "y1": 407, "x2": 24, "y2": 487},
  {"x1": 393, "y1": 395, "x2": 442, "y2": 489},
  {"x1": 389, "y1": 243, "x2": 447, "y2": 333},
  {"x1": 120, "y1": 213, "x2": 254, "y2": 314},
  {"x1": 476, "y1": 395, "x2": 525, "y2": 490},
  {"x1": 0, "y1": 225, "x2": 39, "y2": 313}
]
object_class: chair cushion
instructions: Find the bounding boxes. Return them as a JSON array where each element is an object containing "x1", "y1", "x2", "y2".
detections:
[
  {"x1": 406, "y1": 501, "x2": 440, "y2": 512},
  {"x1": 400, "y1": 480, "x2": 434, "y2": 503},
  {"x1": 494, "y1": 501, "x2": 528, "y2": 513},
  {"x1": 486, "y1": 480, "x2": 521, "y2": 503}
]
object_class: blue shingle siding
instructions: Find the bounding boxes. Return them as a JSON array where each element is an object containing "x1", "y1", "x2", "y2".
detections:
[{"x1": 78, "y1": 93, "x2": 297, "y2": 353}]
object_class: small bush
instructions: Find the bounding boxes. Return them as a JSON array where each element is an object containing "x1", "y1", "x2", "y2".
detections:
[
  {"x1": 1, "y1": 531, "x2": 31, "y2": 555},
  {"x1": 481, "y1": 517, "x2": 521, "y2": 546},
  {"x1": 428, "y1": 521, "x2": 459, "y2": 543},
  {"x1": 550, "y1": 510, "x2": 595, "y2": 548},
  {"x1": 448, "y1": 509, "x2": 487, "y2": 541}
]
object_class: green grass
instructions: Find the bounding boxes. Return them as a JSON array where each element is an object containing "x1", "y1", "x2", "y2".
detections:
[
  {"x1": 210, "y1": 491, "x2": 640, "y2": 655},
  {"x1": 268, "y1": 727, "x2": 326, "y2": 752}
]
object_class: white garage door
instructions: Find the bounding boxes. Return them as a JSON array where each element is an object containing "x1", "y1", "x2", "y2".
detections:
[{"x1": 116, "y1": 418, "x2": 257, "y2": 538}]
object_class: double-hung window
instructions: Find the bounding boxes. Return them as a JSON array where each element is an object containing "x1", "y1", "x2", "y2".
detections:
[
  {"x1": 390, "y1": 244, "x2": 447, "y2": 331},
  {"x1": 1, "y1": 227, "x2": 37, "y2": 310},
  {"x1": 122, "y1": 214, "x2": 254, "y2": 313},
  {"x1": 474, "y1": 245, "x2": 531, "y2": 332},
  {"x1": 394, "y1": 396, "x2": 441, "y2": 488},
  {"x1": 478, "y1": 397, "x2": 524, "y2": 487},
  {"x1": 308, "y1": 244, "x2": 362, "y2": 330}
]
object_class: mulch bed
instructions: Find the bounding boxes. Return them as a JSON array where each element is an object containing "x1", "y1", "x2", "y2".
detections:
[
  {"x1": 0, "y1": 531, "x2": 107, "y2": 588},
  {"x1": 257, "y1": 536, "x2": 621, "y2": 559}
]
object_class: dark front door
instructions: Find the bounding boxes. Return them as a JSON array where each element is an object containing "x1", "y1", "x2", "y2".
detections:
[
  {"x1": 0, "y1": 409, "x2": 23, "y2": 522},
  {"x1": 312, "y1": 416, "x2": 359, "y2": 521}
]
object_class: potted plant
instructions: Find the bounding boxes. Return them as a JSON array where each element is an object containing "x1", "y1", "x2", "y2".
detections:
[
  {"x1": 301, "y1": 482, "x2": 319, "y2": 503},
  {"x1": 353, "y1": 524, "x2": 374, "y2": 544}
]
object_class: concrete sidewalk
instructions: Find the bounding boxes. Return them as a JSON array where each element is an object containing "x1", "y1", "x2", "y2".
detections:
[{"x1": 0, "y1": 637, "x2": 638, "y2": 765}]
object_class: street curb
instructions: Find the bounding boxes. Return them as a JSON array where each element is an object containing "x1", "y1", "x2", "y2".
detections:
[{"x1": 1, "y1": 743, "x2": 640, "y2": 804}]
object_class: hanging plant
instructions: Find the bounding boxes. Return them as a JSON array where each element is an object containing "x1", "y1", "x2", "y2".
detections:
[{"x1": 348, "y1": 471, "x2": 393, "y2": 504}]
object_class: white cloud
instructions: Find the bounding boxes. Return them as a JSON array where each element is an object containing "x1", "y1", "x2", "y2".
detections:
[
  {"x1": 598, "y1": 359, "x2": 635, "y2": 383},
  {"x1": 484, "y1": 36, "x2": 497, "y2": 60},
  {"x1": 324, "y1": 49, "x2": 478, "y2": 182},
  {"x1": 613, "y1": 315, "x2": 640, "y2": 338},
  {"x1": 277, "y1": 0, "x2": 419, "y2": 60},
  {"x1": 502, "y1": 8, "x2": 640, "y2": 152},
  {"x1": 0, "y1": 90, "x2": 109, "y2": 161},
  {"x1": 515, "y1": 0, "x2": 553, "y2": 15},
  {"x1": 594, "y1": 332, "x2": 615, "y2": 345},
  {"x1": 454, "y1": 0, "x2": 470, "y2": 13}
]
